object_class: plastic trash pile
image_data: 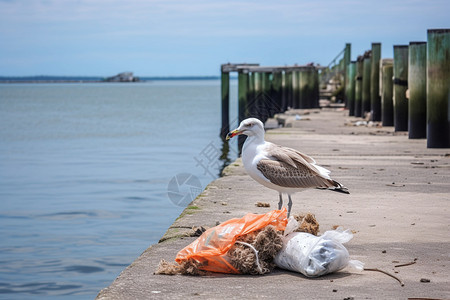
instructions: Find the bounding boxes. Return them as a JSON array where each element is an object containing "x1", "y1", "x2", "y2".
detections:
[{"x1": 156, "y1": 208, "x2": 363, "y2": 277}]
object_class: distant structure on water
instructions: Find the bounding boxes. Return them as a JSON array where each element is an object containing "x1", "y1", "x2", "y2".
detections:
[{"x1": 105, "y1": 72, "x2": 139, "y2": 82}]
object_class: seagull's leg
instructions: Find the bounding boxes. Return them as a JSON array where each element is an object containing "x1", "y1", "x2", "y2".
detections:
[
  {"x1": 287, "y1": 195, "x2": 293, "y2": 218},
  {"x1": 278, "y1": 193, "x2": 283, "y2": 210}
]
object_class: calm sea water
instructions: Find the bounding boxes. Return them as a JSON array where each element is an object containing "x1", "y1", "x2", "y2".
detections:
[{"x1": 0, "y1": 80, "x2": 239, "y2": 299}]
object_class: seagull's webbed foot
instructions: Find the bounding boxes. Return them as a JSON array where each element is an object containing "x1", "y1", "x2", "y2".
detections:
[{"x1": 278, "y1": 193, "x2": 283, "y2": 210}]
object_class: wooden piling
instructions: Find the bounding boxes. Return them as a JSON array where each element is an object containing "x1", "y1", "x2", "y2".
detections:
[
  {"x1": 253, "y1": 72, "x2": 262, "y2": 120},
  {"x1": 220, "y1": 63, "x2": 259, "y2": 139},
  {"x1": 262, "y1": 72, "x2": 273, "y2": 120},
  {"x1": 292, "y1": 70, "x2": 300, "y2": 109},
  {"x1": 380, "y1": 59, "x2": 394, "y2": 126},
  {"x1": 427, "y1": 29, "x2": 450, "y2": 148},
  {"x1": 286, "y1": 71, "x2": 293, "y2": 109},
  {"x1": 272, "y1": 71, "x2": 283, "y2": 113},
  {"x1": 313, "y1": 68, "x2": 320, "y2": 108},
  {"x1": 220, "y1": 67, "x2": 230, "y2": 139},
  {"x1": 248, "y1": 71, "x2": 256, "y2": 117},
  {"x1": 238, "y1": 69, "x2": 249, "y2": 149},
  {"x1": 362, "y1": 54, "x2": 371, "y2": 117},
  {"x1": 354, "y1": 57, "x2": 364, "y2": 117},
  {"x1": 371, "y1": 43, "x2": 382, "y2": 121},
  {"x1": 408, "y1": 42, "x2": 427, "y2": 139},
  {"x1": 346, "y1": 61, "x2": 356, "y2": 116},
  {"x1": 343, "y1": 43, "x2": 351, "y2": 107},
  {"x1": 393, "y1": 45, "x2": 409, "y2": 132},
  {"x1": 299, "y1": 67, "x2": 315, "y2": 108},
  {"x1": 281, "y1": 71, "x2": 287, "y2": 112}
]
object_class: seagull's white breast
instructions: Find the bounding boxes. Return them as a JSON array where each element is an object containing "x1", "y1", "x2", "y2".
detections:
[{"x1": 242, "y1": 140, "x2": 294, "y2": 193}]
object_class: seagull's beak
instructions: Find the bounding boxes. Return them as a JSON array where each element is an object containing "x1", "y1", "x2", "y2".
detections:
[{"x1": 226, "y1": 129, "x2": 242, "y2": 141}]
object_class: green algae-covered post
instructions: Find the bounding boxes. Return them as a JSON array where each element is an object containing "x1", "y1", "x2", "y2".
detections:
[
  {"x1": 292, "y1": 70, "x2": 300, "y2": 109},
  {"x1": 381, "y1": 59, "x2": 394, "y2": 126},
  {"x1": 362, "y1": 54, "x2": 372, "y2": 117},
  {"x1": 272, "y1": 71, "x2": 283, "y2": 113},
  {"x1": 238, "y1": 68, "x2": 249, "y2": 149},
  {"x1": 408, "y1": 42, "x2": 427, "y2": 139},
  {"x1": 220, "y1": 65, "x2": 230, "y2": 139},
  {"x1": 281, "y1": 71, "x2": 287, "y2": 112},
  {"x1": 221, "y1": 63, "x2": 259, "y2": 139},
  {"x1": 347, "y1": 61, "x2": 356, "y2": 116},
  {"x1": 344, "y1": 43, "x2": 351, "y2": 106},
  {"x1": 371, "y1": 43, "x2": 382, "y2": 121},
  {"x1": 299, "y1": 67, "x2": 311, "y2": 108},
  {"x1": 393, "y1": 45, "x2": 409, "y2": 132},
  {"x1": 248, "y1": 71, "x2": 255, "y2": 117},
  {"x1": 262, "y1": 71, "x2": 273, "y2": 120},
  {"x1": 313, "y1": 67, "x2": 320, "y2": 108},
  {"x1": 427, "y1": 29, "x2": 450, "y2": 148},
  {"x1": 286, "y1": 71, "x2": 293, "y2": 109},
  {"x1": 238, "y1": 68, "x2": 249, "y2": 123},
  {"x1": 355, "y1": 57, "x2": 364, "y2": 117},
  {"x1": 253, "y1": 71, "x2": 262, "y2": 120}
]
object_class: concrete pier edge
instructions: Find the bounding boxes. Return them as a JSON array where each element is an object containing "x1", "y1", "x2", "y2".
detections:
[{"x1": 96, "y1": 109, "x2": 450, "y2": 300}]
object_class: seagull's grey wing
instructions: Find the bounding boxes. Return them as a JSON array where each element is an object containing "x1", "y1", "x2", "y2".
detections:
[
  {"x1": 257, "y1": 159, "x2": 339, "y2": 189},
  {"x1": 266, "y1": 144, "x2": 317, "y2": 169}
]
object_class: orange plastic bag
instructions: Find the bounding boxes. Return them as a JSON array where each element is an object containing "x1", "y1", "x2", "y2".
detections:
[{"x1": 175, "y1": 208, "x2": 287, "y2": 274}]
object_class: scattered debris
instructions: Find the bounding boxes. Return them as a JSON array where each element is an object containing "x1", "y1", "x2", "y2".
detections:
[
  {"x1": 420, "y1": 278, "x2": 431, "y2": 283},
  {"x1": 395, "y1": 260, "x2": 416, "y2": 268},
  {"x1": 364, "y1": 268, "x2": 405, "y2": 286},
  {"x1": 386, "y1": 182, "x2": 406, "y2": 187},
  {"x1": 255, "y1": 202, "x2": 270, "y2": 207},
  {"x1": 293, "y1": 213, "x2": 319, "y2": 236},
  {"x1": 191, "y1": 226, "x2": 208, "y2": 237},
  {"x1": 344, "y1": 120, "x2": 382, "y2": 128},
  {"x1": 155, "y1": 259, "x2": 207, "y2": 276},
  {"x1": 228, "y1": 225, "x2": 283, "y2": 274},
  {"x1": 275, "y1": 223, "x2": 364, "y2": 277}
]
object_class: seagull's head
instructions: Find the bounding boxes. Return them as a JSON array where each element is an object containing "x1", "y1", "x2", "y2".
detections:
[{"x1": 226, "y1": 118, "x2": 264, "y2": 140}]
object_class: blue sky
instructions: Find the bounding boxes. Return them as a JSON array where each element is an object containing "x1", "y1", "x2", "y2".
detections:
[{"x1": 0, "y1": 0, "x2": 448, "y2": 76}]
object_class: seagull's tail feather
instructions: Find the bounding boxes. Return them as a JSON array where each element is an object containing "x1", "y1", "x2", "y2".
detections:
[
  {"x1": 315, "y1": 179, "x2": 350, "y2": 194},
  {"x1": 331, "y1": 180, "x2": 350, "y2": 194}
]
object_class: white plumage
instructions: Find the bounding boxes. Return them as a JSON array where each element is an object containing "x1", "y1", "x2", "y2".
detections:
[{"x1": 227, "y1": 118, "x2": 349, "y2": 216}]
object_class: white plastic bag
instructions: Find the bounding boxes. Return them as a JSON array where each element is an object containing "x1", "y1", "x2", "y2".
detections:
[{"x1": 274, "y1": 218, "x2": 364, "y2": 277}]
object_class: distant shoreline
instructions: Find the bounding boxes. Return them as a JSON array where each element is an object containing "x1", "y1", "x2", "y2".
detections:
[{"x1": 0, "y1": 75, "x2": 222, "y2": 84}]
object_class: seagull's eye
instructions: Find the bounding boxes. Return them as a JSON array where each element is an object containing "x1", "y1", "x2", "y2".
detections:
[{"x1": 246, "y1": 123, "x2": 253, "y2": 127}]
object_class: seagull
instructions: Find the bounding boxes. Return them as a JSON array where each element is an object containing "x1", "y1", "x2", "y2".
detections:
[{"x1": 226, "y1": 117, "x2": 349, "y2": 217}]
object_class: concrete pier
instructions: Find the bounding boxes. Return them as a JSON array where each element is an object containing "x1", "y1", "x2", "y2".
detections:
[{"x1": 97, "y1": 110, "x2": 449, "y2": 300}]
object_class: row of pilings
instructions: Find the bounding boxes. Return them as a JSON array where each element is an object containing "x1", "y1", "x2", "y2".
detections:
[
  {"x1": 221, "y1": 28, "x2": 449, "y2": 149},
  {"x1": 343, "y1": 29, "x2": 449, "y2": 148},
  {"x1": 220, "y1": 64, "x2": 320, "y2": 144}
]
